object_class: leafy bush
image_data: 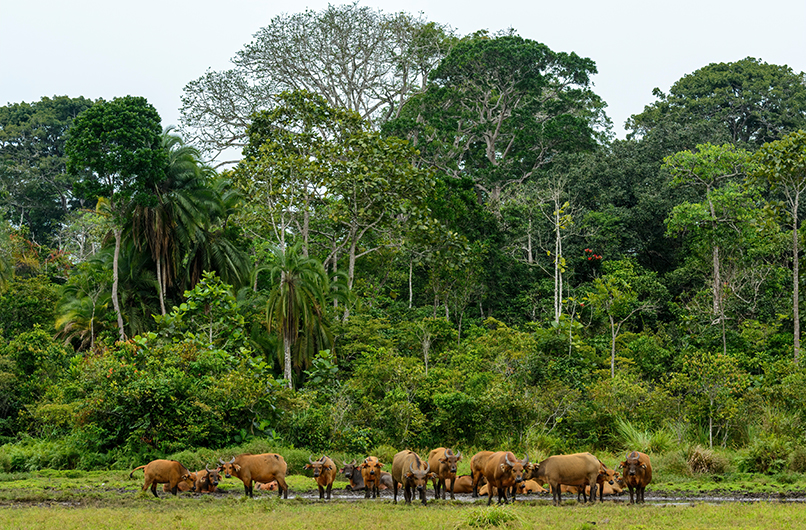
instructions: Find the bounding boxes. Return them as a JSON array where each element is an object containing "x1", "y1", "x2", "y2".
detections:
[{"x1": 736, "y1": 437, "x2": 790, "y2": 474}]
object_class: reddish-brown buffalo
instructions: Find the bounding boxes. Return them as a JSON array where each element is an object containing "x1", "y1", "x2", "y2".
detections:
[
  {"x1": 517, "y1": 479, "x2": 547, "y2": 494},
  {"x1": 130, "y1": 459, "x2": 195, "y2": 498},
  {"x1": 219, "y1": 453, "x2": 288, "y2": 498},
  {"x1": 359, "y1": 456, "x2": 384, "y2": 499},
  {"x1": 445, "y1": 475, "x2": 475, "y2": 494},
  {"x1": 305, "y1": 455, "x2": 337, "y2": 500},
  {"x1": 391, "y1": 450, "x2": 434, "y2": 505},
  {"x1": 481, "y1": 451, "x2": 529, "y2": 505},
  {"x1": 469, "y1": 450, "x2": 495, "y2": 498},
  {"x1": 255, "y1": 480, "x2": 279, "y2": 491},
  {"x1": 620, "y1": 451, "x2": 652, "y2": 504},
  {"x1": 428, "y1": 447, "x2": 463, "y2": 500}
]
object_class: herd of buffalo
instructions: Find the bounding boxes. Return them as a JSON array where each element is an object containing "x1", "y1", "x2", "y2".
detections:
[{"x1": 128, "y1": 449, "x2": 652, "y2": 506}]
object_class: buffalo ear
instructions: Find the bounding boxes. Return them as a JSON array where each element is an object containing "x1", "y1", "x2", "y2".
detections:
[
  {"x1": 405, "y1": 472, "x2": 413, "y2": 479},
  {"x1": 304, "y1": 464, "x2": 312, "y2": 470},
  {"x1": 641, "y1": 464, "x2": 647, "y2": 469},
  {"x1": 378, "y1": 462, "x2": 384, "y2": 468},
  {"x1": 234, "y1": 464, "x2": 241, "y2": 472},
  {"x1": 439, "y1": 458, "x2": 447, "y2": 464}
]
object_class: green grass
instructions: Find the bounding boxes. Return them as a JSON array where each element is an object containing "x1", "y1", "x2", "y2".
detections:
[{"x1": 1, "y1": 501, "x2": 805, "y2": 529}]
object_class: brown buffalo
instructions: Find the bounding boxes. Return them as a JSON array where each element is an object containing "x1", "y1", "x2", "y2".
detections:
[
  {"x1": 531, "y1": 452, "x2": 601, "y2": 506},
  {"x1": 620, "y1": 451, "x2": 652, "y2": 504},
  {"x1": 391, "y1": 450, "x2": 434, "y2": 505},
  {"x1": 469, "y1": 450, "x2": 495, "y2": 498},
  {"x1": 194, "y1": 465, "x2": 222, "y2": 493},
  {"x1": 255, "y1": 480, "x2": 279, "y2": 491},
  {"x1": 481, "y1": 451, "x2": 529, "y2": 505},
  {"x1": 305, "y1": 455, "x2": 337, "y2": 500},
  {"x1": 130, "y1": 459, "x2": 195, "y2": 497},
  {"x1": 445, "y1": 475, "x2": 475, "y2": 494},
  {"x1": 162, "y1": 472, "x2": 197, "y2": 493},
  {"x1": 219, "y1": 453, "x2": 288, "y2": 498},
  {"x1": 359, "y1": 456, "x2": 384, "y2": 499},
  {"x1": 517, "y1": 479, "x2": 547, "y2": 494},
  {"x1": 428, "y1": 447, "x2": 462, "y2": 500}
]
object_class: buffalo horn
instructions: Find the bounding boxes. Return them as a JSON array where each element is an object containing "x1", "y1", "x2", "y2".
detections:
[
  {"x1": 456, "y1": 451, "x2": 462, "y2": 458},
  {"x1": 445, "y1": 448, "x2": 451, "y2": 458},
  {"x1": 206, "y1": 464, "x2": 211, "y2": 473},
  {"x1": 505, "y1": 453, "x2": 515, "y2": 467},
  {"x1": 309, "y1": 455, "x2": 316, "y2": 464},
  {"x1": 351, "y1": 459, "x2": 357, "y2": 466},
  {"x1": 424, "y1": 462, "x2": 430, "y2": 473},
  {"x1": 522, "y1": 455, "x2": 529, "y2": 466},
  {"x1": 229, "y1": 456, "x2": 235, "y2": 464},
  {"x1": 219, "y1": 458, "x2": 226, "y2": 465}
]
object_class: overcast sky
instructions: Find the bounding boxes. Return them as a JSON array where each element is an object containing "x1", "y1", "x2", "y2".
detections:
[{"x1": 3, "y1": 0, "x2": 805, "y2": 144}]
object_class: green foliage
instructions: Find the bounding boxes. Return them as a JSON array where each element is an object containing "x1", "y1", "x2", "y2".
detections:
[
  {"x1": 628, "y1": 57, "x2": 806, "y2": 146},
  {"x1": 686, "y1": 445, "x2": 730, "y2": 474},
  {"x1": 0, "y1": 96, "x2": 95, "y2": 243},
  {"x1": 56, "y1": 339, "x2": 285, "y2": 456},
  {"x1": 0, "y1": 326, "x2": 70, "y2": 406},
  {"x1": 153, "y1": 270, "x2": 246, "y2": 352},
  {"x1": 0, "y1": 275, "x2": 59, "y2": 337},
  {"x1": 736, "y1": 436, "x2": 790, "y2": 474}
]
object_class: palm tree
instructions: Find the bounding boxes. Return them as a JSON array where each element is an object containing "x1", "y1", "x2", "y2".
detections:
[
  {"x1": 265, "y1": 243, "x2": 334, "y2": 389},
  {"x1": 183, "y1": 175, "x2": 251, "y2": 291},
  {"x1": 128, "y1": 127, "x2": 219, "y2": 314}
]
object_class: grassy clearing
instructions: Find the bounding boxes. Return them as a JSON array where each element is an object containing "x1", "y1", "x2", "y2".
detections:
[{"x1": 2, "y1": 500, "x2": 805, "y2": 530}]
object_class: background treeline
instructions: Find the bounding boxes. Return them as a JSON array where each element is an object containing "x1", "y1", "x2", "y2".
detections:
[{"x1": 2, "y1": 4, "x2": 806, "y2": 475}]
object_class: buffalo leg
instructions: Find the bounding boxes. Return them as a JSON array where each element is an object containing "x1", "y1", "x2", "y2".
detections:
[
  {"x1": 150, "y1": 481, "x2": 159, "y2": 498},
  {"x1": 628, "y1": 485, "x2": 635, "y2": 504},
  {"x1": 318, "y1": 485, "x2": 324, "y2": 500},
  {"x1": 326, "y1": 483, "x2": 332, "y2": 500},
  {"x1": 449, "y1": 480, "x2": 456, "y2": 500},
  {"x1": 171, "y1": 484, "x2": 178, "y2": 496},
  {"x1": 393, "y1": 480, "x2": 398, "y2": 504}
]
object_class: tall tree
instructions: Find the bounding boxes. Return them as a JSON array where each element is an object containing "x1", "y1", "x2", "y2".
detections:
[
  {"x1": 180, "y1": 3, "x2": 452, "y2": 163},
  {"x1": 751, "y1": 130, "x2": 806, "y2": 363},
  {"x1": 265, "y1": 243, "x2": 333, "y2": 388},
  {"x1": 66, "y1": 96, "x2": 166, "y2": 341},
  {"x1": 387, "y1": 32, "x2": 605, "y2": 208},
  {"x1": 0, "y1": 96, "x2": 94, "y2": 243},
  {"x1": 128, "y1": 127, "x2": 218, "y2": 315},
  {"x1": 664, "y1": 143, "x2": 753, "y2": 352},
  {"x1": 628, "y1": 58, "x2": 806, "y2": 147},
  {"x1": 235, "y1": 91, "x2": 435, "y2": 298}
]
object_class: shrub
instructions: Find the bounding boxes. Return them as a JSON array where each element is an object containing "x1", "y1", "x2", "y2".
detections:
[
  {"x1": 736, "y1": 437, "x2": 790, "y2": 474},
  {"x1": 789, "y1": 446, "x2": 806, "y2": 473},
  {"x1": 687, "y1": 445, "x2": 729, "y2": 474}
]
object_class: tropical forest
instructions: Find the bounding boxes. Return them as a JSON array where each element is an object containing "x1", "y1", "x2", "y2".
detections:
[{"x1": 3, "y1": 4, "x2": 806, "y2": 487}]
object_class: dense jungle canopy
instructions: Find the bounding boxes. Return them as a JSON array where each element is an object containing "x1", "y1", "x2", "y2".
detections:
[{"x1": 2, "y1": 4, "x2": 806, "y2": 472}]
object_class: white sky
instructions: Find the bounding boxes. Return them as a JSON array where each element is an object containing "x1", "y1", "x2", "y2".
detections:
[{"x1": 2, "y1": 0, "x2": 805, "y2": 144}]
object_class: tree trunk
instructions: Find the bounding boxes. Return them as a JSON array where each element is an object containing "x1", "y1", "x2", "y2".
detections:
[
  {"x1": 610, "y1": 314, "x2": 617, "y2": 378},
  {"x1": 794, "y1": 196, "x2": 801, "y2": 364},
  {"x1": 409, "y1": 259, "x2": 413, "y2": 309},
  {"x1": 112, "y1": 227, "x2": 126, "y2": 342},
  {"x1": 284, "y1": 333, "x2": 293, "y2": 389},
  {"x1": 157, "y1": 256, "x2": 166, "y2": 316}
]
